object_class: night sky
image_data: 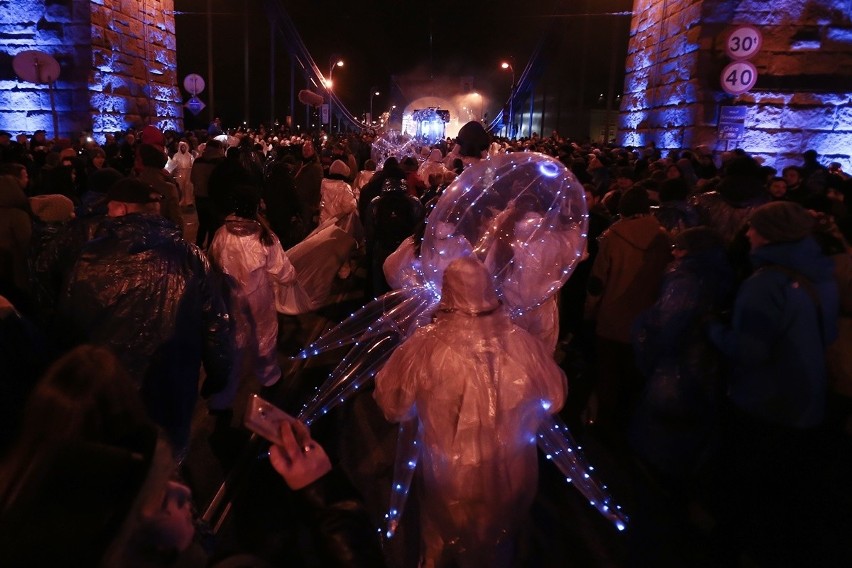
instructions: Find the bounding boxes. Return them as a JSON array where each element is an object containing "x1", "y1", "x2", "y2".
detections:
[{"x1": 174, "y1": 0, "x2": 633, "y2": 132}]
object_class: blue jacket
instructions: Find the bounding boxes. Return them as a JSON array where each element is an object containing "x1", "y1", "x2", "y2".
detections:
[{"x1": 708, "y1": 237, "x2": 839, "y2": 428}]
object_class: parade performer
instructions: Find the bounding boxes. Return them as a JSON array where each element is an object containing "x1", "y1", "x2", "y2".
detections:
[{"x1": 374, "y1": 256, "x2": 567, "y2": 567}]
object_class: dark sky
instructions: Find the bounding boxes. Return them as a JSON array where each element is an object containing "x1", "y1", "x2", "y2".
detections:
[{"x1": 174, "y1": 0, "x2": 633, "y2": 130}]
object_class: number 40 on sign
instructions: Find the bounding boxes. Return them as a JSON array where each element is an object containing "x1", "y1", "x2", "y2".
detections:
[{"x1": 721, "y1": 61, "x2": 758, "y2": 95}]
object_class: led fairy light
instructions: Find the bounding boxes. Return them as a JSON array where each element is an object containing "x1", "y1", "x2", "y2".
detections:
[{"x1": 293, "y1": 151, "x2": 626, "y2": 533}]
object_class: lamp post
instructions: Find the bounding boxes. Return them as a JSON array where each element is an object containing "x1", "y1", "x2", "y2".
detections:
[
  {"x1": 501, "y1": 61, "x2": 515, "y2": 138},
  {"x1": 369, "y1": 88, "x2": 380, "y2": 125},
  {"x1": 327, "y1": 57, "x2": 343, "y2": 133}
]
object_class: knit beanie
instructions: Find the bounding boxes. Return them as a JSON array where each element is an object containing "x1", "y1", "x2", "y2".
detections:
[
  {"x1": 749, "y1": 201, "x2": 815, "y2": 243},
  {"x1": 29, "y1": 194, "x2": 75, "y2": 223}
]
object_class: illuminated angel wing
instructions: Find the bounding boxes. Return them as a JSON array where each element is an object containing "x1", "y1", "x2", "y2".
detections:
[
  {"x1": 297, "y1": 151, "x2": 627, "y2": 534},
  {"x1": 538, "y1": 414, "x2": 628, "y2": 531},
  {"x1": 382, "y1": 419, "x2": 421, "y2": 540}
]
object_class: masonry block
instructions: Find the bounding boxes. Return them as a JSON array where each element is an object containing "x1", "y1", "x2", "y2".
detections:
[{"x1": 619, "y1": 0, "x2": 852, "y2": 167}]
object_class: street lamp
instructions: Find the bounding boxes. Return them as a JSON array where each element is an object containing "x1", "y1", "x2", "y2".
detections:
[
  {"x1": 369, "y1": 87, "x2": 380, "y2": 125},
  {"x1": 327, "y1": 57, "x2": 343, "y2": 133},
  {"x1": 501, "y1": 61, "x2": 515, "y2": 138}
]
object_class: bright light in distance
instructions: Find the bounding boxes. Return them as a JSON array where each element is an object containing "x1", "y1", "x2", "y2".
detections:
[
  {"x1": 334, "y1": 60, "x2": 344, "y2": 68},
  {"x1": 501, "y1": 62, "x2": 510, "y2": 69}
]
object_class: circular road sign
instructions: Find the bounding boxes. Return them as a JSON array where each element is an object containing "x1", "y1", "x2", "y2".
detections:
[
  {"x1": 12, "y1": 50, "x2": 61, "y2": 84},
  {"x1": 183, "y1": 73, "x2": 205, "y2": 95},
  {"x1": 721, "y1": 61, "x2": 758, "y2": 95},
  {"x1": 725, "y1": 25, "x2": 762, "y2": 60}
]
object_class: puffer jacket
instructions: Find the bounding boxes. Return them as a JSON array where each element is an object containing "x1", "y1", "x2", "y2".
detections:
[{"x1": 57, "y1": 213, "x2": 233, "y2": 449}]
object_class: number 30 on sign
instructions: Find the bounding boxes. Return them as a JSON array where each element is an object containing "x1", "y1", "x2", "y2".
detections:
[
  {"x1": 725, "y1": 25, "x2": 762, "y2": 60},
  {"x1": 721, "y1": 61, "x2": 758, "y2": 95}
]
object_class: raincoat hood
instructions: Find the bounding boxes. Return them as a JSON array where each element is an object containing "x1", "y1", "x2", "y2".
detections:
[
  {"x1": 608, "y1": 215, "x2": 668, "y2": 251},
  {"x1": 438, "y1": 257, "x2": 500, "y2": 315}
]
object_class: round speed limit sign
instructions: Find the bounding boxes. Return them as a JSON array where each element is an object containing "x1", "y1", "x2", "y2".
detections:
[
  {"x1": 721, "y1": 61, "x2": 758, "y2": 95},
  {"x1": 726, "y1": 25, "x2": 762, "y2": 60}
]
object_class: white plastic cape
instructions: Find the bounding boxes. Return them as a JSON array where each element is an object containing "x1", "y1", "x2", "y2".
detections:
[
  {"x1": 276, "y1": 219, "x2": 356, "y2": 314},
  {"x1": 319, "y1": 178, "x2": 357, "y2": 226},
  {"x1": 295, "y1": 152, "x2": 627, "y2": 539}
]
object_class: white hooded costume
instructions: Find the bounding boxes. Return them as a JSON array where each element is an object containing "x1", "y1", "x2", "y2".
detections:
[
  {"x1": 166, "y1": 141, "x2": 194, "y2": 206},
  {"x1": 418, "y1": 148, "x2": 449, "y2": 186},
  {"x1": 208, "y1": 218, "x2": 297, "y2": 407},
  {"x1": 374, "y1": 257, "x2": 567, "y2": 567}
]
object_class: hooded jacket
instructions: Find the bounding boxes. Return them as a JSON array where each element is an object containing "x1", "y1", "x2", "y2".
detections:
[
  {"x1": 190, "y1": 144, "x2": 224, "y2": 199},
  {"x1": 708, "y1": 237, "x2": 839, "y2": 428},
  {"x1": 57, "y1": 213, "x2": 233, "y2": 449},
  {"x1": 586, "y1": 214, "x2": 672, "y2": 342}
]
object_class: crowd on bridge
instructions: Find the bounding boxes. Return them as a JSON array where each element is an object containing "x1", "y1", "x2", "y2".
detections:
[{"x1": 0, "y1": 116, "x2": 850, "y2": 566}]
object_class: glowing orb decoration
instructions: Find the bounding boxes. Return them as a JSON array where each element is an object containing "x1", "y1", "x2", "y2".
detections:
[
  {"x1": 370, "y1": 130, "x2": 416, "y2": 169},
  {"x1": 421, "y1": 152, "x2": 589, "y2": 316}
]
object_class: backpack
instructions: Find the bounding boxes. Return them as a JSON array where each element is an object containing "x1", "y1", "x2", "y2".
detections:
[{"x1": 371, "y1": 186, "x2": 419, "y2": 247}]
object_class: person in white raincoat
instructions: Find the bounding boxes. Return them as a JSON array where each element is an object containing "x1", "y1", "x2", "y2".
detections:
[
  {"x1": 485, "y1": 209, "x2": 586, "y2": 353},
  {"x1": 207, "y1": 186, "x2": 297, "y2": 410},
  {"x1": 319, "y1": 159, "x2": 359, "y2": 233},
  {"x1": 374, "y1": 256, "x2": 567, "y2": 568},
  {"x1": 166, "y1": 140, "x2": 195, "y2": 207},
  {"x1": 417, "y1": 148, "x2": 448, "y2": 186}
]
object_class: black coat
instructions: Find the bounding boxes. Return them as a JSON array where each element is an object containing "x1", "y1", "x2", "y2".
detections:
[{"x1": 57, "y1": 213, "x2": 233, "y2": 449}]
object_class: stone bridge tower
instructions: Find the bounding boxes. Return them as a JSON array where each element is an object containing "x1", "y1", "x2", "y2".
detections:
[
  {"x1": 0, "y1": 0, "x2": 182, "y2": 140},
  {"x1": 619, "y1": 0, "x2": 852, "y2": 169}
]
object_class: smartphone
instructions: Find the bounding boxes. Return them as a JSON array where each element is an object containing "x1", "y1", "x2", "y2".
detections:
[{"x1": 244, "y1": 394, "x2": 294, "y2": 446}]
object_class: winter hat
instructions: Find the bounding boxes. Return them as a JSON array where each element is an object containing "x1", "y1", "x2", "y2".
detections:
[
  {"x1": 29, "y1": 194, "x2": 75, "y2": 223},
  {"x1": 329, "y1": 159, "x2": 350, "y2": 178},
  {"x1": 438, "y1": 256, "x2": 500, "y2": 315},
  {"x1": 140, "y1": 125, "x2": 165, "y2": 150},
  {"x1": 456, "y1": 121, "x2": 490, "y2": 158},
  {"x1": 106, "y1": 178, "x2": 163, "y2": 204},
  {"x1": 87, "y1": 167, "x2": 124, "y2": 194},
  {"x1": 618, "y1": 187, "x2": 652, "y2": 217},
  {"x1": 749, "y1": 201, "x2": 815, "y2": 243}
]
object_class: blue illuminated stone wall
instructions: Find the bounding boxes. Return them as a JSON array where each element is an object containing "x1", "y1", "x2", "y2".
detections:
[
  {"x1": 0, "y1": 0, "x2": 182, "y2": 141},
  {"x1": 619, "y1": 0, "x2": 852, "y2": 170}
]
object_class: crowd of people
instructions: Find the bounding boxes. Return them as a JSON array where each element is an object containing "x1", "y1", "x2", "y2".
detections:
[{"x1": 0, "y1": 117, "x2": 850, "y2": 566}]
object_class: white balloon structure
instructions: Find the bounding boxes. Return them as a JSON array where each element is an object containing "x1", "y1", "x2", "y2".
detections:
[
  {"x1": 370, "y1": 130, "x2": 416, "y2": 169},
  {"x1": 295, "y1": 152, "x2": 628, "y2": 538}
]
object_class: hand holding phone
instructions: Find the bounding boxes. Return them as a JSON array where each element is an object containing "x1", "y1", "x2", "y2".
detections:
[
  {"x1": 244, "y1": 394, "x2": 294, "y2": 446},
  {"x1": 245, "y1": 394, "x2": 332, "y2": 488}
]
